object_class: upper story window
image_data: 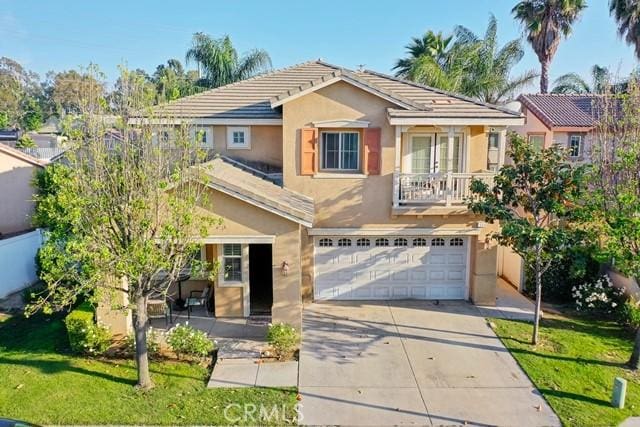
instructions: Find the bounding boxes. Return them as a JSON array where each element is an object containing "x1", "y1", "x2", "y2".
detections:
[
  {"x1": 191, "y1": 127, "x2": 214, "y2": 148},
  {"x1": 227, "y1": 126, "x2": 251, "y2": 149},
  {"x1": 569, "y1": 134, "x2": 583, "y2": 158},
  {"x1": 321, "y1": 131, "x2": 359, "y2": 171},
  {"x1": 528, "y1": 134, "x2": 545, "y2": 151},
  {"x1": 488, "y1": 132, "x2": 500, "y2": 149}
]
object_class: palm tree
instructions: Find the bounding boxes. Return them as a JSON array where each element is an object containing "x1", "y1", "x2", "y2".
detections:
[
  {"x1": 452, "y1": 15, "x2": 539, "y2": 104},
  {"x1": 185, "y1": 33, "x2": 272, "y2": 88},
  {"x1": 393, "y1": 31, "x2": 453, "y2": 78},
  {"x1": 552, "y1": 65, "x2": 611, "y2": 93},
  {"x1": 610, "y1": 0, "x2": 640, "y2": 59},
  {"x1": 512, "y1": 0, "x2": 587, "y2": 93}
]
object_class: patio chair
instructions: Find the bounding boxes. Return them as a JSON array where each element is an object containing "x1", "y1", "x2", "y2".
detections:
[
  {"x1": 186, "y1": 286, "x2": 211, "y2": 319},
  {"x1": 147, "y1": 295, "x2": 173, "y2": 327}
]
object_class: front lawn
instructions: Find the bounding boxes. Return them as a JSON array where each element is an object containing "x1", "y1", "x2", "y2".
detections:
[
  {"x1": 0, "y1": 313, "x2": 297, "y2": 425},
  {"x1": 493, "y1": 315, "x2": 640, "y2": 427}
]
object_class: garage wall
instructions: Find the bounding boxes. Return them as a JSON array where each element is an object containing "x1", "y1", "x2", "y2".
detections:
[{"x1": 498, "y1": 245, "x2": 524, "y2": 290}]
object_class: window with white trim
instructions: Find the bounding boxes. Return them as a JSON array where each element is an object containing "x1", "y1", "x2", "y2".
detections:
[
  {"x1": 321, "y1": 131, "x2": 360, "y2": 171},
  {"x1": 375, "y1": 238, "x2": 389, "y2": 247},
  {"x1": 450, "y1": 238, "x2": 464, "y2": 247},
  {"x1": 222, "y1": 244, "x2": 242, "y2": 282},
  {"x1": 413, "y1": 238, "x2": 427, "y2": 247},
  {"x1": 393, "y1": 238, "x2": 408, "y2": 247},
  {"x1": 227, "y1": 126, "x2": 250, "y2": 149},
  {"x1": 356, "y1": 238, "x2": 371, "y2": 247},
  {"x1": 569, "y1": 134, "x2": 582, "y2": 158},
  {"x1": 191, "y1": 127, "x2": 214, "y2": 148},
  {"x1": 431, "y1": 238, "x2": 445, "y2": 247},
  {"x1": 319, "y1": 238, "x2": 333, "y2": 247},
  {"x1": 528, "y1": 134, "x2": 545, "y2": 151},
  {"x1": 337, "y1": 238, "x2": 352, "y2": 247}
]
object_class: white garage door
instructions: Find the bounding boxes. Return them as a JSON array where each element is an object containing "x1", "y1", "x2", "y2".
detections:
[{"x1": 314, "y1": 236, "x2": 469, "y2": 300}]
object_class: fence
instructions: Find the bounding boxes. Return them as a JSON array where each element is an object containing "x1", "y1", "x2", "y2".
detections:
[{"x1": 0, "y1": 229, "x2": 43, "y2": 298}]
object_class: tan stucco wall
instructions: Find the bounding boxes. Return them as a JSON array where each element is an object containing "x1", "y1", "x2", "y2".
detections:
[
  {"x1": 280, "y1": 81, "x2": 500, "y2": 302},
  {"x1": 95, "y1": 276, "x2": 132, "y2": 337},
  {"x1": 0, "y1": 151, "x2": 40, "y2": 235},
  {"x1": 199, "y1": 189, "x2": 302, "y2": 329},
  {"x1": 211, "y1": 125, "x2": 283, "y2": 166}
]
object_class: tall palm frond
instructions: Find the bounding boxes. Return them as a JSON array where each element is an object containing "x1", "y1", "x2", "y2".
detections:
[
  {"x1": 513, "y1": 0, "x2": 587, "y2": 93},
  {"x1": 393, "y1": 31, "x2": 453, "y2": 77},
  {"x1": 185, "y1": 33, "x2": 271, "y2": 88},
  {"x1": 610, "y1": 0, "x2": 640, "y2": 59},
  {"x1": 552, "y1": 65, "x2": 612, "y2": 94}
]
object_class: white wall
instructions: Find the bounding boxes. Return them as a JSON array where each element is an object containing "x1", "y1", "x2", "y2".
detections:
[{"x1": 0, "y1": 229, "x2": 43, "y2": 298}]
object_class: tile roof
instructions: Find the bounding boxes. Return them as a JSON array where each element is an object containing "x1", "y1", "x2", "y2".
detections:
[
  {"x1": 149, "y1": 60, "x2": 522, "y2": 121},
  {"x1": 201, "y1": 156, "x2": 314, "y2": 226},
  {"x1": 518, "y1": 94, "x2": 600, "y2": 128}
]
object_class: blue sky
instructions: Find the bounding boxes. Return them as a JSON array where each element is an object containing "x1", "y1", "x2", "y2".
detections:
[{"x1": 1, "y1": 0, "x2": 636, "y2": 91}]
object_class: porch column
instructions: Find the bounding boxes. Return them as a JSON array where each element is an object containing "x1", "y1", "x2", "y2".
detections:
[
  {"x1": 445, "y1": 127, "x2": 455, "y2": 206},
  {"x1": 498, "y1": 128, "x2": 507, "y2": 167},
  {"x1": 393, "y1": 125, "x2": 402, "y2": 208}
]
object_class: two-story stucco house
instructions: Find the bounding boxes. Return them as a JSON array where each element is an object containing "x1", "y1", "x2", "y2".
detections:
[
  {"x1": 106, "y1": 60, "x2": 525, "y2": 332},
  {"x1": 513, "y1": 94, "x2": 598, "y2": 161}
]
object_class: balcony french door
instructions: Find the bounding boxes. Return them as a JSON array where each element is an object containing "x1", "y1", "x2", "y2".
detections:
[{"x1": 409, "y1": 134, "x2": 462, "y2": 174}]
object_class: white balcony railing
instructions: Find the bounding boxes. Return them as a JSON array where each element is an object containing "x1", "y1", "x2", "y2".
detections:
[{"x1": 393, "y1": 171, "x2": 495, "y2": 207}]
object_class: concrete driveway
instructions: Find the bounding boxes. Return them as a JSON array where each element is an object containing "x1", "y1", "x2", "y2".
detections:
[{"x1": 298, "y1": 301, "x2": 560, "y2": 426}]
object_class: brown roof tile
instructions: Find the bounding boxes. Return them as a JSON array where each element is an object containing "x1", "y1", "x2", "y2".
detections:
[{"x1": 518, "y1": 94, "x2": 600, "y2": 128}]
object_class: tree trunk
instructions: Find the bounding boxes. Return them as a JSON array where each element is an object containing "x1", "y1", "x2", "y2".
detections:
[
  {"x1": 629, "y1": 328, "x2": 640, "y2": 369},
  {"x1": 532, "y1": 248, "x2": 543, "y2": 345},
  {"x1": 540, "y1": 59, "x2": 550, "y2": 94},
  {"x1": 133, "y1": 294, "x2": 153, "y2": 389}
]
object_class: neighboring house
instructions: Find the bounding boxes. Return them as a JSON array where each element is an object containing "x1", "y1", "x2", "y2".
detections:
[
  {"x1": 0, "y1": 143, "x2": 47, "y2": 236},
  {"x1": 103, "y1": 60, "x2": 524, "y2": 333},
  {"x1": 513, "y1": 94, "x2": 599, "y2": 161}
]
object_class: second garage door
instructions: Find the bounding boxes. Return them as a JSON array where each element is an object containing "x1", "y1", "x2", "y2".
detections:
[{"x1": 314, "y1": 236, "x2": 469, "y2": 300}]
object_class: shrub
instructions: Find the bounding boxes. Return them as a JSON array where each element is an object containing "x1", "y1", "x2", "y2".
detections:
[
  {"x1": 166, "y1": 323, "x2": 214, "y2": 359},
  {"x1": 619, "y1": 298, "x2": 640, "y2": 330},
  {"x1": 524, "y1": 250, "x2": 600, "y2": 303},
  {"x1": 124, "y1": 327, "x2": 161, "y2": 359},
  {"x1": 267, "y1": 322, "x2": 300, "y2": 360},
  {"x1": 572, "y1": 275, "x2": 624, "y2": 314},
  {"x1": 64, "y1": 302, "x2": 112, "y2": 355}
]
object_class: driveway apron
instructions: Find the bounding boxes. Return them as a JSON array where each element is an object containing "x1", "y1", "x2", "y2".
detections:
[{"x1": 298, "y1": 300, "x2": 560, "y2": 426}]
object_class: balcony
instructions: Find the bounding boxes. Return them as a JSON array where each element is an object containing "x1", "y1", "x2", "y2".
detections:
[{"x1": 392, "y1": 171, "x2": 495, "y2": 209}]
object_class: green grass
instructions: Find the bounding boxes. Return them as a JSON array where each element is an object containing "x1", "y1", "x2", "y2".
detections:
[
  {"x1": 493, "y1": 314, "x2": 640, "y2": 427},
  {"x1": 0, "y1": 313, "x2": 297, "y2": 425}
]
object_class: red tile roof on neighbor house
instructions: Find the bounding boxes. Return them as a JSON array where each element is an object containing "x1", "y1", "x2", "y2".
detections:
[{"x1": 518, "y1": 94, "x2": 601, "y2": 129}]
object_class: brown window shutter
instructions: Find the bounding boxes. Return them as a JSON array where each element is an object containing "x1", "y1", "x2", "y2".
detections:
[
  {"x1": 300, "y1": 128, "x2": 318, "y2": 175},
  {"x1": 364, "y1": 127, "x2": 381, "y2": 175}
]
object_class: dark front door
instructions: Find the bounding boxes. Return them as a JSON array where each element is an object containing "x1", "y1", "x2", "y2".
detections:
[{"x1": 249, "y1": 244, "x2": 273, "y2": 315}]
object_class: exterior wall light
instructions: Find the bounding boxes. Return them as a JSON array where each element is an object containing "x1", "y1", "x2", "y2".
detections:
[{"x1": 281, "y1": 261, "x2": 290, "y2": 276}]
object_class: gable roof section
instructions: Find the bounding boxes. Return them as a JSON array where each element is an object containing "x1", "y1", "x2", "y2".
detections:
[
  {"x1": 151, "y1": 61, "x2": 339, "y2": 120},
  {"x1": 146, "y1": 60, "x2": 522, "y2": 123},
  {"x1": 0, "y1": 143, "x2": 48, "y2": 167},
  {"x1": 202, "y1": 157, "x2": 313, "y2": 227},
  {"x1": 518, "y1": 94, "x2": 599, "y2": 129}
]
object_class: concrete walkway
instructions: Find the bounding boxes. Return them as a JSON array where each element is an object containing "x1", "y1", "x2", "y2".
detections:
[
  {"x1": 208, "y1": 359, "x2": 298, "y2": 388},
  {"x1": 477, "y1": 278, "x2": 536, "y2": 321},
  {"x1": 298, "y1": 300, "x2": 559, "y2": 426}
]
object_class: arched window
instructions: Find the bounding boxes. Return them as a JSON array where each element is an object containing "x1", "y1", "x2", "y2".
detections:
[
  {"x1": 319, "y1": 238, "x2": 333, "y2": 247},
  {"x1": 393, "y1": 238, "x2": 408, "y2": 247},
  {"x1": 450, "y1": 237, "x2": 464, "y2": 247},
  {"x1": 338, "y1": 238, "x2": 352, "y2": 247},
  {"x1": 431, "y1": 238, "x2": 445, "y2": 247},
  {"x1": 356, "y1": 238, "x2": 371, "y2": 247},
  {"x1": 375, "y1": 238, "x2": 389, "y2": 247},
  {"x1": 413, "y1": 238, "x2": 427, "y2": 247}
]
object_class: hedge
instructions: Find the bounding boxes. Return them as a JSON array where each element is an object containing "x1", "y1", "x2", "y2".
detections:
[{"x1": 64, "y1": 301, "x2": 112, "y2": 355}]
